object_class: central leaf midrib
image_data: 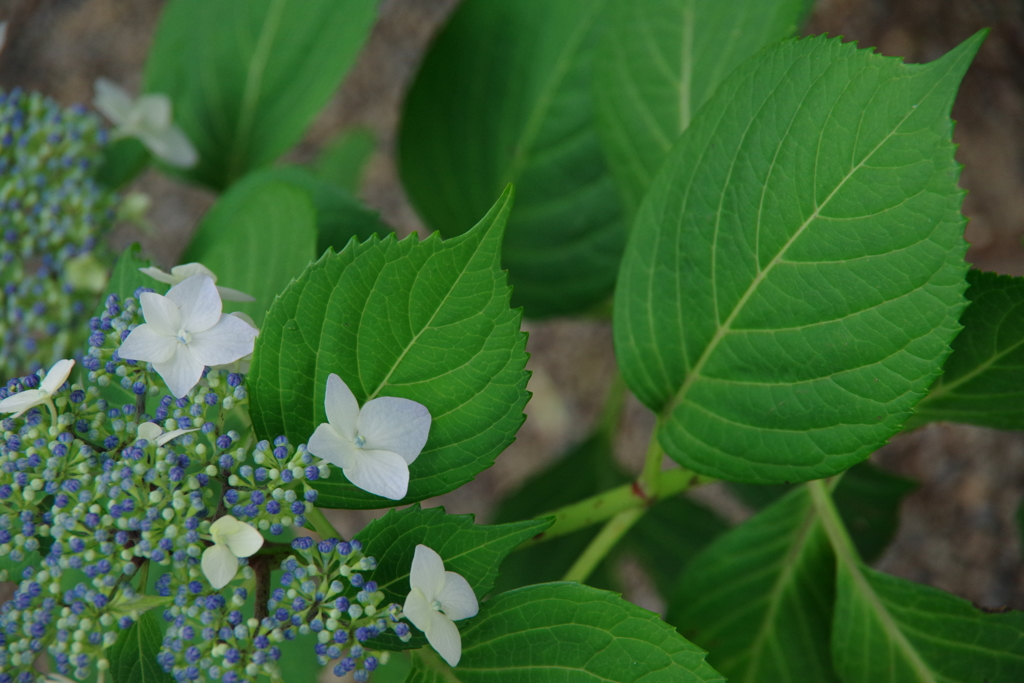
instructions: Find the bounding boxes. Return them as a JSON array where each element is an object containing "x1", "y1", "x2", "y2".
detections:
[
  {"x1": 665, "y1": 80, "x2": 926, "y2": 419},
  {"x1": 742, "y1": 504, "x2": 824, "y2": 681}
]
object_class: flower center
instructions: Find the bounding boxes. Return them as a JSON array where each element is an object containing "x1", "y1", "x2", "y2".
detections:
[
  {"x1": 176, "y1": 328, "x2": 193, "y2": 345},
  {"x1": 353, "y1": 435, "x2": 366, "y2": 448},
  {"x1": 431, "y1": 599, "x2": 443, "y2": 612}
]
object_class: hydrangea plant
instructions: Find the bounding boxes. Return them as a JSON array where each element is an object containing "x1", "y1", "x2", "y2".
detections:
[{"x1": 3, "y1": 1, "x2": 1024, "y2": 682}]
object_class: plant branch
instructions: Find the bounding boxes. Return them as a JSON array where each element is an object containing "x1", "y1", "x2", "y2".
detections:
[
  {"x1": 521, "y1": 467, "x2": 715, "y2": 548},
  {"x1": 562, "y1": 506, "x2": 646, "y2": 582}
]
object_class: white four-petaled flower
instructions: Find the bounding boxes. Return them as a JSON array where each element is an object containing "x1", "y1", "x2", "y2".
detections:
[
  {"x1": 139, "y1": 262, "x2": 254, "y2": 302},
  {"x1": 93, "y1": 77, "x2": 198, "y2": 168},
  {"x1": 201, "y1": 515, "x2": 264, "y2": 589},
  {"x1": 117, "y1": 274, "x2": 258, "y2": 398},
  {"x1": 403, "y1": 544, "x2": 478, "y2": 667},
  {"x1": 307, "y1": 373, "x2": 430, "y2": 500},
  {"x1": 0, "y1": 359, "x2": 75, "y2": 418}
]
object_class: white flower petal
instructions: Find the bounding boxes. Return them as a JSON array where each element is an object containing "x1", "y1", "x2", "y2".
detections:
[
  {"x1": 138, "y1": 266, "x2": 179, "y2": 285},
  {"x1": 410, "y1": 544, "x2": 447, "y2": 601},
  {"x1": 155, "y1": 427, "x2": 199, "y2": 446},
  {"x1": 358, "y1": 396, "x2": 431, "y2": 465},
  {"x1": 222, "y1": 521, "x2": 264, "y2": 559},
  {"x1": 344, "y1": 448, "x2": 409, "y2": 500},
  {"x1": 141, "y1": 124, "x2": 198, "y2": 169},
  {"x1": 216, "y1": 285, "x2": 255, "y2": 303},
  {"x1": 0, "y1": 389, "x2": 47, "y2": 418},
  {"x1": 187, "y1": 314, "x2": 258, "y2": 367},
  {"x1": 40, "y1": 359, "x2": 75, "y2": 395},
  {"x1": 201, "y1": 543, "x2": 239, "y2": 590},
  {"x1": 134, "y1": 93, "x2": 172, "y2": 131},
  {"x1": 93, "y1": 78, "x2": 133, "y2": 125},
  {"x1": 307, "y1": 423, "x2": 360, "y2": 470},
  {"x1": 166, "y1": 274, "x2": 221, "y2": 333},
  {"x1": 209, "y1": 514, "x2": 245, "y2": 541},
  {"x1": 118, "y1": 324, "x2": 177, "y2": 364},
  {"x1": 402, "y1": 587, "x2": 434, "y2": 635},
  {"x1": 425, "y1": 610, "x2": 463, "y2": 667},
  {"x1": 324, "y1": 373, "x2": 359, "y2": 441},
  {"x1": 140, "y1": 291, "x2": 181, "y2": 337},
  {"x1": 170, "y1": 263, "x2": 217, "y2": 282},
  {"x1": 437, "y1": 572, "x2": 478, "y2": 622},
  {"x1": 152, "y1": 347, "x2": 205, "y2": 398},
  {"x1": 136, "y1": 422, "x2": 163, "y2": 442}
]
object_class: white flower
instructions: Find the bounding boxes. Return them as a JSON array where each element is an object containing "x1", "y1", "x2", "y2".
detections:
[
  {"x1": 307, "y1": 373, "x2": 431, "y2": 501},
  {"x1": 403, "y1": 544, "x2": 478, "y2": 667},
  {"x1": 117, "y1": 274, "x2": 258, "y2": 398},
  {"x1": 139, "y1": 263, "x2": 255, "y2": 302},
  {"x1": 0, "y1": 359, "x2": 74, "y2": 418},
  {"x1": 201, "y1": 515, "x2": 263, "y2": 589},
  {"x1": 135, "y1": 421, "x2": 198, "y2": 446},
  {"x1": 93, "y1": 77, "x2": 198, "y2": 168}
]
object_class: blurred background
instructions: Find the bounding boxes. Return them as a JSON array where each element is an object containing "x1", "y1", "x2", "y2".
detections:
[{"x1": 0, "y1": 0, "x2": 1022, "y2": 631}]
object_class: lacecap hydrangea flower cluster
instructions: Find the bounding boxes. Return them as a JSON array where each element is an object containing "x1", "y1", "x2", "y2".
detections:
[
  {"x1": 0, "y1": 288, "x2": 413, "y2": 683},
  {"x1": 0, "y1": 88, "x2": 122, "y2": 378}
]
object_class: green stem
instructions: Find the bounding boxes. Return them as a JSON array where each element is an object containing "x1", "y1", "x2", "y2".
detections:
[
  {"x1": 306, "y1": 506, "x2": 340, "y2": 541},
  {"x1": 562, "y1": 507, "x2": 646, "y2": 582},
  {"x1": 637, "y1": 418, "x2": 665, "y2": 498},
  {"x1": 522, "y1": 467, "x2": 714, "y2": 548}
]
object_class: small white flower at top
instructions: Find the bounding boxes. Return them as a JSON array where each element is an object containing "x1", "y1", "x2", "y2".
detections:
[
  {"x1": 307, "y1": 373, "x2": 431, "y2": 500},
  {"x1": 403, "y1": 544, "x2": 479, "y2": 667},
  {"x1": 201, "y1": 515, "x2": 264, "y2": 589},
  {"x1": 139, "y1": 262, "x2": 255, "y2": 302},
  {"x1": 135, "y1": 421, "x2": 198, "y2": 447},
  {"x1": 0, "y1": 358, "x2": 74, "y2": 419},
  {"x1": 118, "y1": 274, "x2": 258, "y2": 398},
  {"x1": 93, "y1": 77, "x2": 198, "y2": 168}
]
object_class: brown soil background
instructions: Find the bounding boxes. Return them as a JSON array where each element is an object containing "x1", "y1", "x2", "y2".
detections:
[{"x1": 1, "y1": 0, "x2": 1023, "y2": 663}]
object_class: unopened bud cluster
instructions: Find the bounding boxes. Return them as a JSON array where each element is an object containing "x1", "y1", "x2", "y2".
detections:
[
  {"x1": 0, "y1": 88, "x2": 120, "y2": 377},
  {"x1": 0, "y1": 292, "x2": 406, "y2": 682}
]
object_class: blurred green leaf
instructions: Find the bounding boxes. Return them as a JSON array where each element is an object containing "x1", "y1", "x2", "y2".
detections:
[
  {"x1": 145, "y1": 0, "x2": 378, "y2": 189},
  {"x1": 315, "y1": 127, "x2": 376, "y2": 194},
  {"x1": 96, "y1": 137, "x2": 150, "y2": 190},
  {"x1": 593, "y1": 0, "x2": 812, "y2": 215},
  {"x1": 400, "y1": 0, "x2": 624, "y2": 317},
  {"x1": 181, "y1": 178, "x2": 318, "y2": 326}
]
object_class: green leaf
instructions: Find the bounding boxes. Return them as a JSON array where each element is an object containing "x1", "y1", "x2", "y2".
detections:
[
  {"x1": 614, "y1": 33, "x2": 984, "y2": 484},
  {"x1": 106, "y1": 610, "x2": 174, "y2": 683},
  {"x1": 625, "y1": 495, "x2": 729, "y2": 597},
  {"x1": 833, "y1": 563, "x2": 1024, "y2": 682},
  {"x1": 831, "y1": 462, "x2": 915, "y2": 563},
  {"x1": 355, "y1": 505, "x2": 549, "y2": 651},
  {"x1": 399, "y1": 0, "x2": 625, "y2": 317},
  {"x1": 315, "y1": 127, "x2": 376, "y2": 194},
  {"x1": 97, "y1": 244, "x2": 166, "y2": 317},
  {"x1": 731, "y1": 462, "x2": 916, "y2": 563},
  {"x1": 144, "y1": 0, "x2": 378, "y2": 189},
  {"x1": 96, "y1": 138, "x2": 150, "y2": 190},
  {"x1": 911, "y1": 270, "x2": 1024, "y2": 429},
  {"x1": 594, "y1": 0, "x2": 812, "y2": 216},
  {"x1": 668, "y1": 486, "x2": 839, "y2": 682},
  {"x1": 407, "y1": 582, "x2": 724, "y2": 682},
  {"x1": 181, "y1": 177, "x2": 317, "y2": 326},
  {"x1": 248, "y1": 187, "x2": 529, "y2": 508}
]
